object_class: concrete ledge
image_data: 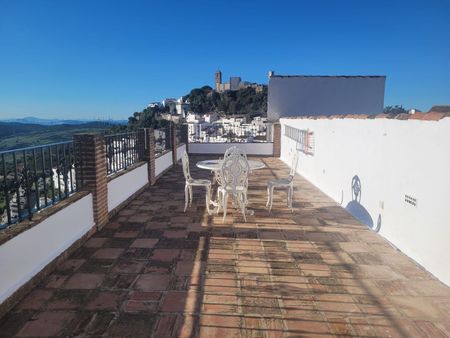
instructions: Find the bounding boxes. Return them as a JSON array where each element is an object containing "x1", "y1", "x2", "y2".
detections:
[
  {"x1": 0, "y1": 191, "x2": 90, "y2": 246},
  {"x1": 106, "y1": 161, "x2": 146, "y2": 182},
  {"x1": 108, "y1": 183, "x2": 149, "y2": 219},
  {"x1": 0, "y1": 193, "x2": 95, "y2": 319},
  {"x1": 107, "y1": 163, "x2": 149, "y2": 212},
  {"x1": 155, "y1": 150, "x2": 173, "y2": 177}
]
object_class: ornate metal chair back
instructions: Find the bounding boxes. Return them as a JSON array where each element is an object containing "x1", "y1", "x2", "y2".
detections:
[
  {"x1": 223, "y1": 146, "x2": 248, "y2": 161},
  {"x1": 220, "y1": 151, "x2": 250, "y2": 190},
  {"x1": 181, "y1": 151, "x2": 192, "y2": 181}
]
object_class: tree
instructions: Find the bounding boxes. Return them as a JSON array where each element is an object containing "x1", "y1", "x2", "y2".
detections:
[
  {"x1": 184, "y1": 85, "x2": 267, "y2": 117},
  {"x1": 121, "y1": 83, "x2": 268, "y2": 131},
  {"x1": 383, "y1": 105, "x2": 408, "y2": 115}
]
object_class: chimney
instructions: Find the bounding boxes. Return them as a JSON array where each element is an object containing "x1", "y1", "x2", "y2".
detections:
[{"x1": 268, "y1": 70, "x2": 274, "y2": 78}]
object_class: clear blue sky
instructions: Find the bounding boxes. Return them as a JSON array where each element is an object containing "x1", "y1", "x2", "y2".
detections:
[{"x1": 0, "y1": 0, "x2": 449, "y2": 119}]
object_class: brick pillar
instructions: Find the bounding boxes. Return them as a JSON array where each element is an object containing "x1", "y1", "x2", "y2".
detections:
[
  {"x1": 273, "y1": 123, "x2": 281, "y2": 157},
  {"x1": 142, "y1": 128, "x2": 156, "y2": 185},
  {"x1": 180, "y1": 124, "x2": 189, "y2": 154},
  {"x1": 74, "y1": 133, "x2": 109, "y2": 230}
]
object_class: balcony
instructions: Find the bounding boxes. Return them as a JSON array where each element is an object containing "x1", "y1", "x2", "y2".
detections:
[{"x1": 0, "y1": 153, "x2": 449, "y2": 337}]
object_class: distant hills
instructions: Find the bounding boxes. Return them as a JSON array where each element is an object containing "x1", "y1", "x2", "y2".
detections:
[
  {"x1": 0, "y1": 121, "x2": 120, "y2": 151},
  {"x1": 0, "y1": 116, "x2": 127, "y2": 126}
]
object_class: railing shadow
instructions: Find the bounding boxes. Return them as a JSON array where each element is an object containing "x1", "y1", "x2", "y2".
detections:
[
  {"x1": 0, "y1": 155, "x2": 425, "y2": 336},
  {"x1": 161, "y1": 156, "x2": 412, "y2": 337}
]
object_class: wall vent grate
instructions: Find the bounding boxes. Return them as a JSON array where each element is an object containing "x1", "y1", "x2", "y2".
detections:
[{"x1": 405, "y1": 194, "x2": 417, "y2": 207}]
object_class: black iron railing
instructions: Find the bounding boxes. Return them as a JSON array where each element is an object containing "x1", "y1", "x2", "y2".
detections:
[
  {"x1": 175, "y1": 126, "x2": 182, "y2": 145},
  {"x1": 0, "y1": 141, "x2": 81, "y2": 229},
  {"x1": 189, "y1": 123, "x2": 268, "y2": 143},
  {"x1": 154, "y1": 129, "x2": 167, "y2": 157},
  {"x1": 105, "y1": 131, "x2": 144, "y2": 175}
]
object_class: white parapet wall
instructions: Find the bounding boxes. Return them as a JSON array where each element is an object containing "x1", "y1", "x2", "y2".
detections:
[
  {"x1": 0, "y1": 193, "x2": 95, "y2": 304},
  {"x1": 189, "y1": 142, "x2": 273, "y2": 155},
  {"x1": 108, "y1": 163, "x2": 149, "y2": 212},
  {"x1": 176, "y1": 144, "x2": 187, "y2": 162},
  {"x1": 280, "y1": 116, "x2": 450, "y2": 286},
  {"x1": 155, "y1": 151, "x2": 173, "y2": 177}
]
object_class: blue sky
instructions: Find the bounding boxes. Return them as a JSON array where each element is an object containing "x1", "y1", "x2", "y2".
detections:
[{"x1": 0, "y1": 0, "x2": 449, "y2": 119}]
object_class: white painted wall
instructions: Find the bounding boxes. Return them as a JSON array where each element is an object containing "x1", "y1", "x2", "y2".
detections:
[
  {"x1": 176, "y1": 144, "x2": 187, "y2": 162},
  {"x1": 108, "y1": 163, "x2": 148, "y2": 212},
  {"x1": 155, "y1": 151, "x2": 173, "y2": 177},
  {"x1": 189, "y1": 142, "x2": 273, "y2": 155},
  {"x1": 280, "y1": 117, "x2": 450, "y2": 286},
  {"x1": 268, "y1": 76, "x2": 385, "y2": 120},
  {"x1": 0, "y1": 194, "x2": 94, "y2": 304}
]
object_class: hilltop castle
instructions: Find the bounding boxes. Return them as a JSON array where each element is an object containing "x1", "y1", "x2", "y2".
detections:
[{"x1": 215, "y1": 70, "x2": 264, "y2": 93}]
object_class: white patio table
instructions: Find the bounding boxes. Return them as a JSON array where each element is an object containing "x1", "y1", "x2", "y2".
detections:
[
  {"x1": 196, "y1": 159, "x2": 266, "y2": 216},
  {"x1": 196, "y1": 159, "x2": 265, "y2": 171}
]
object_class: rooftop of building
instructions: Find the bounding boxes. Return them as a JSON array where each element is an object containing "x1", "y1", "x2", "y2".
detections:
[{"x1": 270, "y1": 75, "x2": 386, "y2": 78}]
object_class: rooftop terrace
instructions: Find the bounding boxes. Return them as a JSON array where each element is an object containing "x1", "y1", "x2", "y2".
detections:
[{"x1": 1, "y1": 156, "x2": 449, "y2": 337}]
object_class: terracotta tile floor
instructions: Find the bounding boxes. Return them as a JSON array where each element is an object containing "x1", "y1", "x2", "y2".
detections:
[{"x1": 1, "y1": 156, "x2": 449, "y2": 337}]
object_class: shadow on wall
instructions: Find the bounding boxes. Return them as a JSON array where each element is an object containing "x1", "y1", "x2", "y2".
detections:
[{"x1": 345, "y1": 175, "x2": 381, "y2": 232}]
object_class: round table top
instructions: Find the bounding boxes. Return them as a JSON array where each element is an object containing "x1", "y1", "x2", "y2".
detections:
[{"x1": 196, "y1": 159, "x2": 266, "y2": 171}]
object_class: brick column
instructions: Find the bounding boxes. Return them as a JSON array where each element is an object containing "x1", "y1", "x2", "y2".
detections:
[
  {"x1": 272, "y1": 123, "x2": 281, "y2": 157},
  {"x1": 143, "y1": 128, "x2": 156, "y2": 185},
  {"x1": 74, "y1": 133, "x2": 109, "y2": 230},
  {"x1": 180, "y1": 124, "x2": 189, "y2": 154}
]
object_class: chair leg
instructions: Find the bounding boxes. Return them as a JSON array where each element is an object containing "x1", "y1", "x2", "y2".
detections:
[
  {"x1": 286, "y1": 187, "x2": 290, "y2": 207},
  {"x1": 266, "y1": 185, "x2": 271, "y2": 208},
  {"x1": 240, "y1": 193, "x2": 247, "y2": 222},
  {"x1": 189, "y1": 186, "x2": 193, "y2": 207},
  {"x1": 222, "y1": 192, "x2": 229, "y2": 222},
  {"x1": 289, "y1": 185, "x2": 294, "y2": 211},
  {"x1": 184, "y1": 185, "x2": 189, "y2": 212},
  {"x1": 216, "y1": 189, "x2": 222, "y2": 214},
  {"x1": 205, "y1": 185, "x2": 211, "y2": 215},
  {"x1": 268, "y1": 185, "x2": 275, "y2": 213}
]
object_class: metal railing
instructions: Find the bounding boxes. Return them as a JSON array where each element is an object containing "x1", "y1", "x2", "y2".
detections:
[
  {"x1": 175, "y1": 127, "x2": 182, "y2": 145},
  {"x1": 285, "y1": 125, "x2": 315, "y2": 155},
  {"x1": 154, "y1": 129, "x2": 167, "y2": 157},
  {"x1": 0, "y1": 141, "x2": 81, "y2": 229},
  {"x1": 105, "y1": 131, "x2": 144, "y2": 175},
  {"x1": 189, "y1": 123, "x2": 269, "y2": 143}
]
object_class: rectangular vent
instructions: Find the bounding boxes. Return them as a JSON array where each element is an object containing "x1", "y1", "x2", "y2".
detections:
[{"x1": 405, "y1": 194, "x2": 417, "y2": 207}]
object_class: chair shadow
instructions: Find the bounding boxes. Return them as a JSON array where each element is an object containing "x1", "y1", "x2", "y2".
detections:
[{"x1": 344, "y1": 175, "x2": 381, "y2": 232}]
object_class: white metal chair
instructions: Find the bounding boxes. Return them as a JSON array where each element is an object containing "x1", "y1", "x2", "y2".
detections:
[
  {"x1": 217, "y1": 147, "x2": 250, "y2": 222},
  {"x1": 181, "y1": 152, "x2": 212, "y2": 214},
  {"x1": 223, "y1": 145, "x2": 245, "y2": 159},
  {"x1": 266, "y1": 151, "x2": 298, "y2": 212},
  {"x1": 213, "y1": 146, "x2": 247, "y2": 186}
]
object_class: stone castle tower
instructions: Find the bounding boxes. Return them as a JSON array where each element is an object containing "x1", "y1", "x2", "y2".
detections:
[{"x1": 215, "y1": 70, "x2": 222, "y2": 91}]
